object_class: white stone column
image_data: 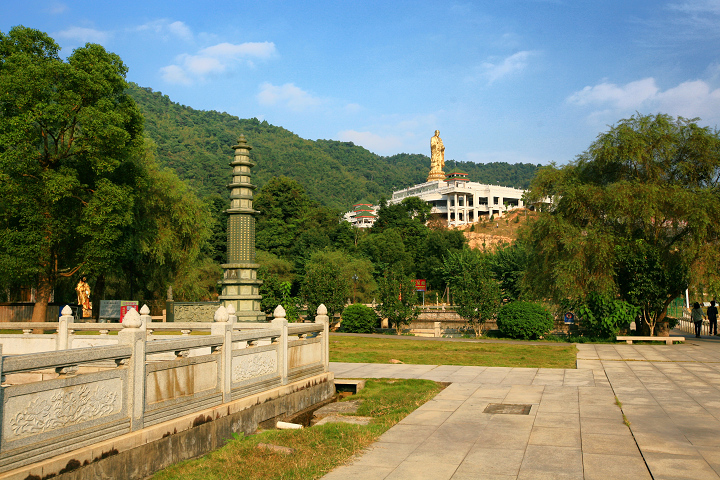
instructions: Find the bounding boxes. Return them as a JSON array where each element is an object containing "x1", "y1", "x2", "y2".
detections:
[
  {"x1": 272, "y1": 305, "x2": 288, "y2": 385},
  {"x1": 212, "y1": 305, "x2": 233, "y2": 403},
  {"x1": 139, "y1": 304, "x2": 151, "y2": 332},
  {"x1": 57, "y1": 305, "x2": 72, "y2": 350},
  {"x1": 118, "y1": 308, "x2": 146, "y2": 431},
  {"x1": 315, "y1": 304, "x2": 330, "y2": 371}
]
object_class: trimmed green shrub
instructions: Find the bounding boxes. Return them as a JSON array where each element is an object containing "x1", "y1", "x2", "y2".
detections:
[
  {"x1": 341, "y1": 304, "x2": 379, "y2": 333},
  {"x1": 574, "y1": 293, "x2": 639, "y2": 339},
  {"x1": 497, "y1": 301, "x2": 553, "y2": 339}
]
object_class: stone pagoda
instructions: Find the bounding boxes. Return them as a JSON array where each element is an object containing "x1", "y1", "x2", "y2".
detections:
[{"x1": 218, "y1": 135, "x2": 265, "y2": 321}]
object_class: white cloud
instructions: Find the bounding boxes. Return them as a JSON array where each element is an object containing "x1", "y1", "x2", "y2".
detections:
[
  {"x1": 136, "y1": 19, "x2": 193, "y2": 41},
  {"x1": 257, "y1": 82, "x2": 323, "y2": 111},
  {"x1": 344, "y1": 103, "x2": 362, "y2": 114},
  {"x1": 199, "y1": 42, "x2": 275, "y2": 59},
  {"x1": 480, "y1": 51, "x2": 535, "y2": 84},
  {"x1": 567, "y1": 78, "x2": 659, "y2": 110},
  {"x1": 180, "y1": 54, "x2": 225, "y2": 76},
  {"x1": 334, "y1": 114, "x2": 439, "y2": 155},
  {"x1": 668, "y1": 1, "x2": 720, "y2": 15},
  {"x1": 567, "y1": 77, "x2": 720, "y2": 124},
  {"x1": 160, "y1": 65, "x2": 192, "y2": 86},
  {"x1": 337, "y1": 130, "x2": 404, "y2": 153},
  {"x1": 55, "y1": 27, "x2": 109, "y2": 44},
  {"x1": 161, "y1": 41, "x2": 276, "y2": 85},
  {"x1": 167, "y1": 21, "x2": 192, "y2": 41}
]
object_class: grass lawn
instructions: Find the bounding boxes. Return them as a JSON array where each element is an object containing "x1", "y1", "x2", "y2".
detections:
[
  {"x1": 329, "y1": 335, "x2": 577, "y2": 369},
  {"x1": 152, "y1": 378, "x2": 442, "y2": 480}
]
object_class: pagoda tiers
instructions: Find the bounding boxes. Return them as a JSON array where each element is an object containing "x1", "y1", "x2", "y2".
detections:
[{"x1": 218, "y1": 135, "x2": 265, "y2": 321}]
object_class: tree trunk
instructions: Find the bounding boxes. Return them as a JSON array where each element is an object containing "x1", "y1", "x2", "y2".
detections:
[{"x1": 31, "y1": 271, "x2": 54, "y2": 332}]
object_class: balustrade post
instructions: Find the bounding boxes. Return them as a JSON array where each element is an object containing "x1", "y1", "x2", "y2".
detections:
[
  {"x1": 315, "y1": 304, "x2": 330, "y2": 371},
  {"x1": 272, "y1": 305, "x2": 289, "y2": 385},
  {"x1": 118, "y1": 308, "x2": 146, "y2": 431},
  {"x1": 57, "y1": 305, "x2": 72, "y2": 350},
  {"x1": 227, "y1": 303, "x2": 238, "y2": 324},
  {"x1": 212, "y1": 306, "x2": 233, "y2": 403},
  {"x1": 139, "y1": 304, "x2": 151, "y2": 333}
]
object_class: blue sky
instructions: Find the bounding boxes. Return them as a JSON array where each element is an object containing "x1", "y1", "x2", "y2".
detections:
[{"x1": 4, "y1": 1, "x2": 720, "y2": 165}]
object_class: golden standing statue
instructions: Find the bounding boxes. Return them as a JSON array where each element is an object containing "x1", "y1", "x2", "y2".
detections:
[
  {"x1": 428, "y1": 130, "x2": 446, "y2": 182},
  {"x1": 75, "y1": 277, "x2": 92, "y2": 318}
]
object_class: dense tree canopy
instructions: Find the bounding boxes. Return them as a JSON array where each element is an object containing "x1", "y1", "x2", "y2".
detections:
[
  {"x1": 0, "y1": 27, "x2": 146, "y2": 320},
  {"x1": 524, "y1": 114, "x2": 720, "y2": 334},
  {"x1": 0, "y1": 27, "x2": 211, "y2": 317}
]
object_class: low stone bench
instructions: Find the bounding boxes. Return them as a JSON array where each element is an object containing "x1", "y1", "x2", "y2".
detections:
[{"x1": 616, "y1": 336, "x2": 684, "y2": 345}]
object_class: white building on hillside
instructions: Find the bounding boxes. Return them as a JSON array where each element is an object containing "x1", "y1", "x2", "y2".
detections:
[
  {"x1": 343, "y1": 131, "x2": 528, "y2": 228},
  {"x1": 388, "y1": 172, "x2": 525, "y2": 226},
  {"x1": 342, "y1": 203, "x2": 379, "y2": 228}
]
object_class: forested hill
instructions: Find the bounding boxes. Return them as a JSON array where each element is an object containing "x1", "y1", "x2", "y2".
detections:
[{"x1": 128, "y1": 83, "x2": 540, "y2": 211}]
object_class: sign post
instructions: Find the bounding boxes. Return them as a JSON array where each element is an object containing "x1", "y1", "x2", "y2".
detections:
[{"x1": 413, "y1": 279, "x2": 427, "y2": 306}]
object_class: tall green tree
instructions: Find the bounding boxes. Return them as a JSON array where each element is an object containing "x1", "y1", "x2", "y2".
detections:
[
  {"x1": 442, "y1": 249, "x2": 502, "y2": 337},
  {"x1": 301, "y1": 250, "x2": 352, "y2": 321},
  {"x1": 525, "y1": 113, "x2": 720, "y2": 335},
  {"x1": 487, "y1": 241, "x2": 532, "y2": 301},
  {"x1": 377, "y1": 269, "x2": 419, "y2": 334},
  {"x1": 0, "y1": 27, "x2": 145, "y2": 321}
]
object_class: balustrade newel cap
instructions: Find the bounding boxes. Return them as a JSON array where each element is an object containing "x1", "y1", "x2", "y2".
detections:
[
  {"x1": 61, "y1": 305, "x2": 73, "y2": 316},
  {"x1": 140, "y1": 304, "x2": 151, "y2": 315},
  {"x1": 122, "y1": 308, "x2": 142, "y2": 328},
  {"x1": 317, "y1": 304, "x2": 328, "y2": 316},
  {"x1": 227, "y1": 304, "x2": 236, "y2": 315},
  {"x1": 214, "y1": 305, "x2": 229, "y2": 322},
  {"x1": 274, "y1": 305, "x2": 286, "y2": 319}
]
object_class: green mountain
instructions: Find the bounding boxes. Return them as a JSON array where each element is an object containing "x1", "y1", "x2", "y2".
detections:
[{"x1": 128, "y1": 84, "x2": 540, "y2": 211}]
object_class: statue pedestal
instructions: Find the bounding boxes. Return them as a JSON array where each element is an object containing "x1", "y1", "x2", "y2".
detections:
[{"x1": 427, "y1": 171, "x2": 446, "y2": 182}]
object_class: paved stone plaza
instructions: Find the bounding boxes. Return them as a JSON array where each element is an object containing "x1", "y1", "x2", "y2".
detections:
[{"x1": 324, "y1": 334, "x2": 720, "y2": 479}]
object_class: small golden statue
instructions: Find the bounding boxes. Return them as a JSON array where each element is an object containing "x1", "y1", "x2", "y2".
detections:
[
  {"x1": 428, "y1": 130, "x2": 446, "y2": 182},
  {"x1": 75, "y1": 277, "x2": 92, "y2": 318}
]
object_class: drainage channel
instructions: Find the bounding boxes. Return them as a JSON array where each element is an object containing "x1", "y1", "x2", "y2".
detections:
[{"x1": 280, "y1": 379, "x2": 366, "y2": 428}]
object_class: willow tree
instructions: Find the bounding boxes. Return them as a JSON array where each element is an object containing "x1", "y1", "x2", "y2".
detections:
[{"x1": 525, "y1": 114, "x2": 720, "y2": 335}]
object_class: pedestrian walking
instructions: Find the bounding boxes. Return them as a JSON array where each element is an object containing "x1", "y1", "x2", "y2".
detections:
[
  {"x1": 691, "y1": 302, "x2": 706, "y2": 338},
  {"x1": 708, "y1": 300, "x2": 718, "y2": 336}
]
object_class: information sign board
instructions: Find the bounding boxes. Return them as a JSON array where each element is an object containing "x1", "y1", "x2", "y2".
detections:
[
  {"x1": 99, "y1": 300, "x2": 139, "y2": 322},
  {"x1": 413, "y1": 279, "x2": 427, "y2": 292},
  {"x1": 99, "y1": 300, "x2": 121, "y2": 320},
  {"x1": 120, "y1": 301, "x2": 139, "y2": 322}
]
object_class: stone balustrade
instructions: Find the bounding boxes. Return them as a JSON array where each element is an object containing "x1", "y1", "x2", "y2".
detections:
[{"x1": 0, "y1": 303, "x2": 330, "y2": 474}]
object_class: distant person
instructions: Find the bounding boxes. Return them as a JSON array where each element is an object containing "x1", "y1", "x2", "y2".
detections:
[
  {"x1": 691, "y1": 302, "x2": 706, "y2": 338},
  {"x1": 708, "y1": 300, "x2": 718, "y2": 336}
]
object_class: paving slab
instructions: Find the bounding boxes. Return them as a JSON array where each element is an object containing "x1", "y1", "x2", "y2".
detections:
[{"x1": 582, "y1": 453, "x2": 652, "y2": 480}]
